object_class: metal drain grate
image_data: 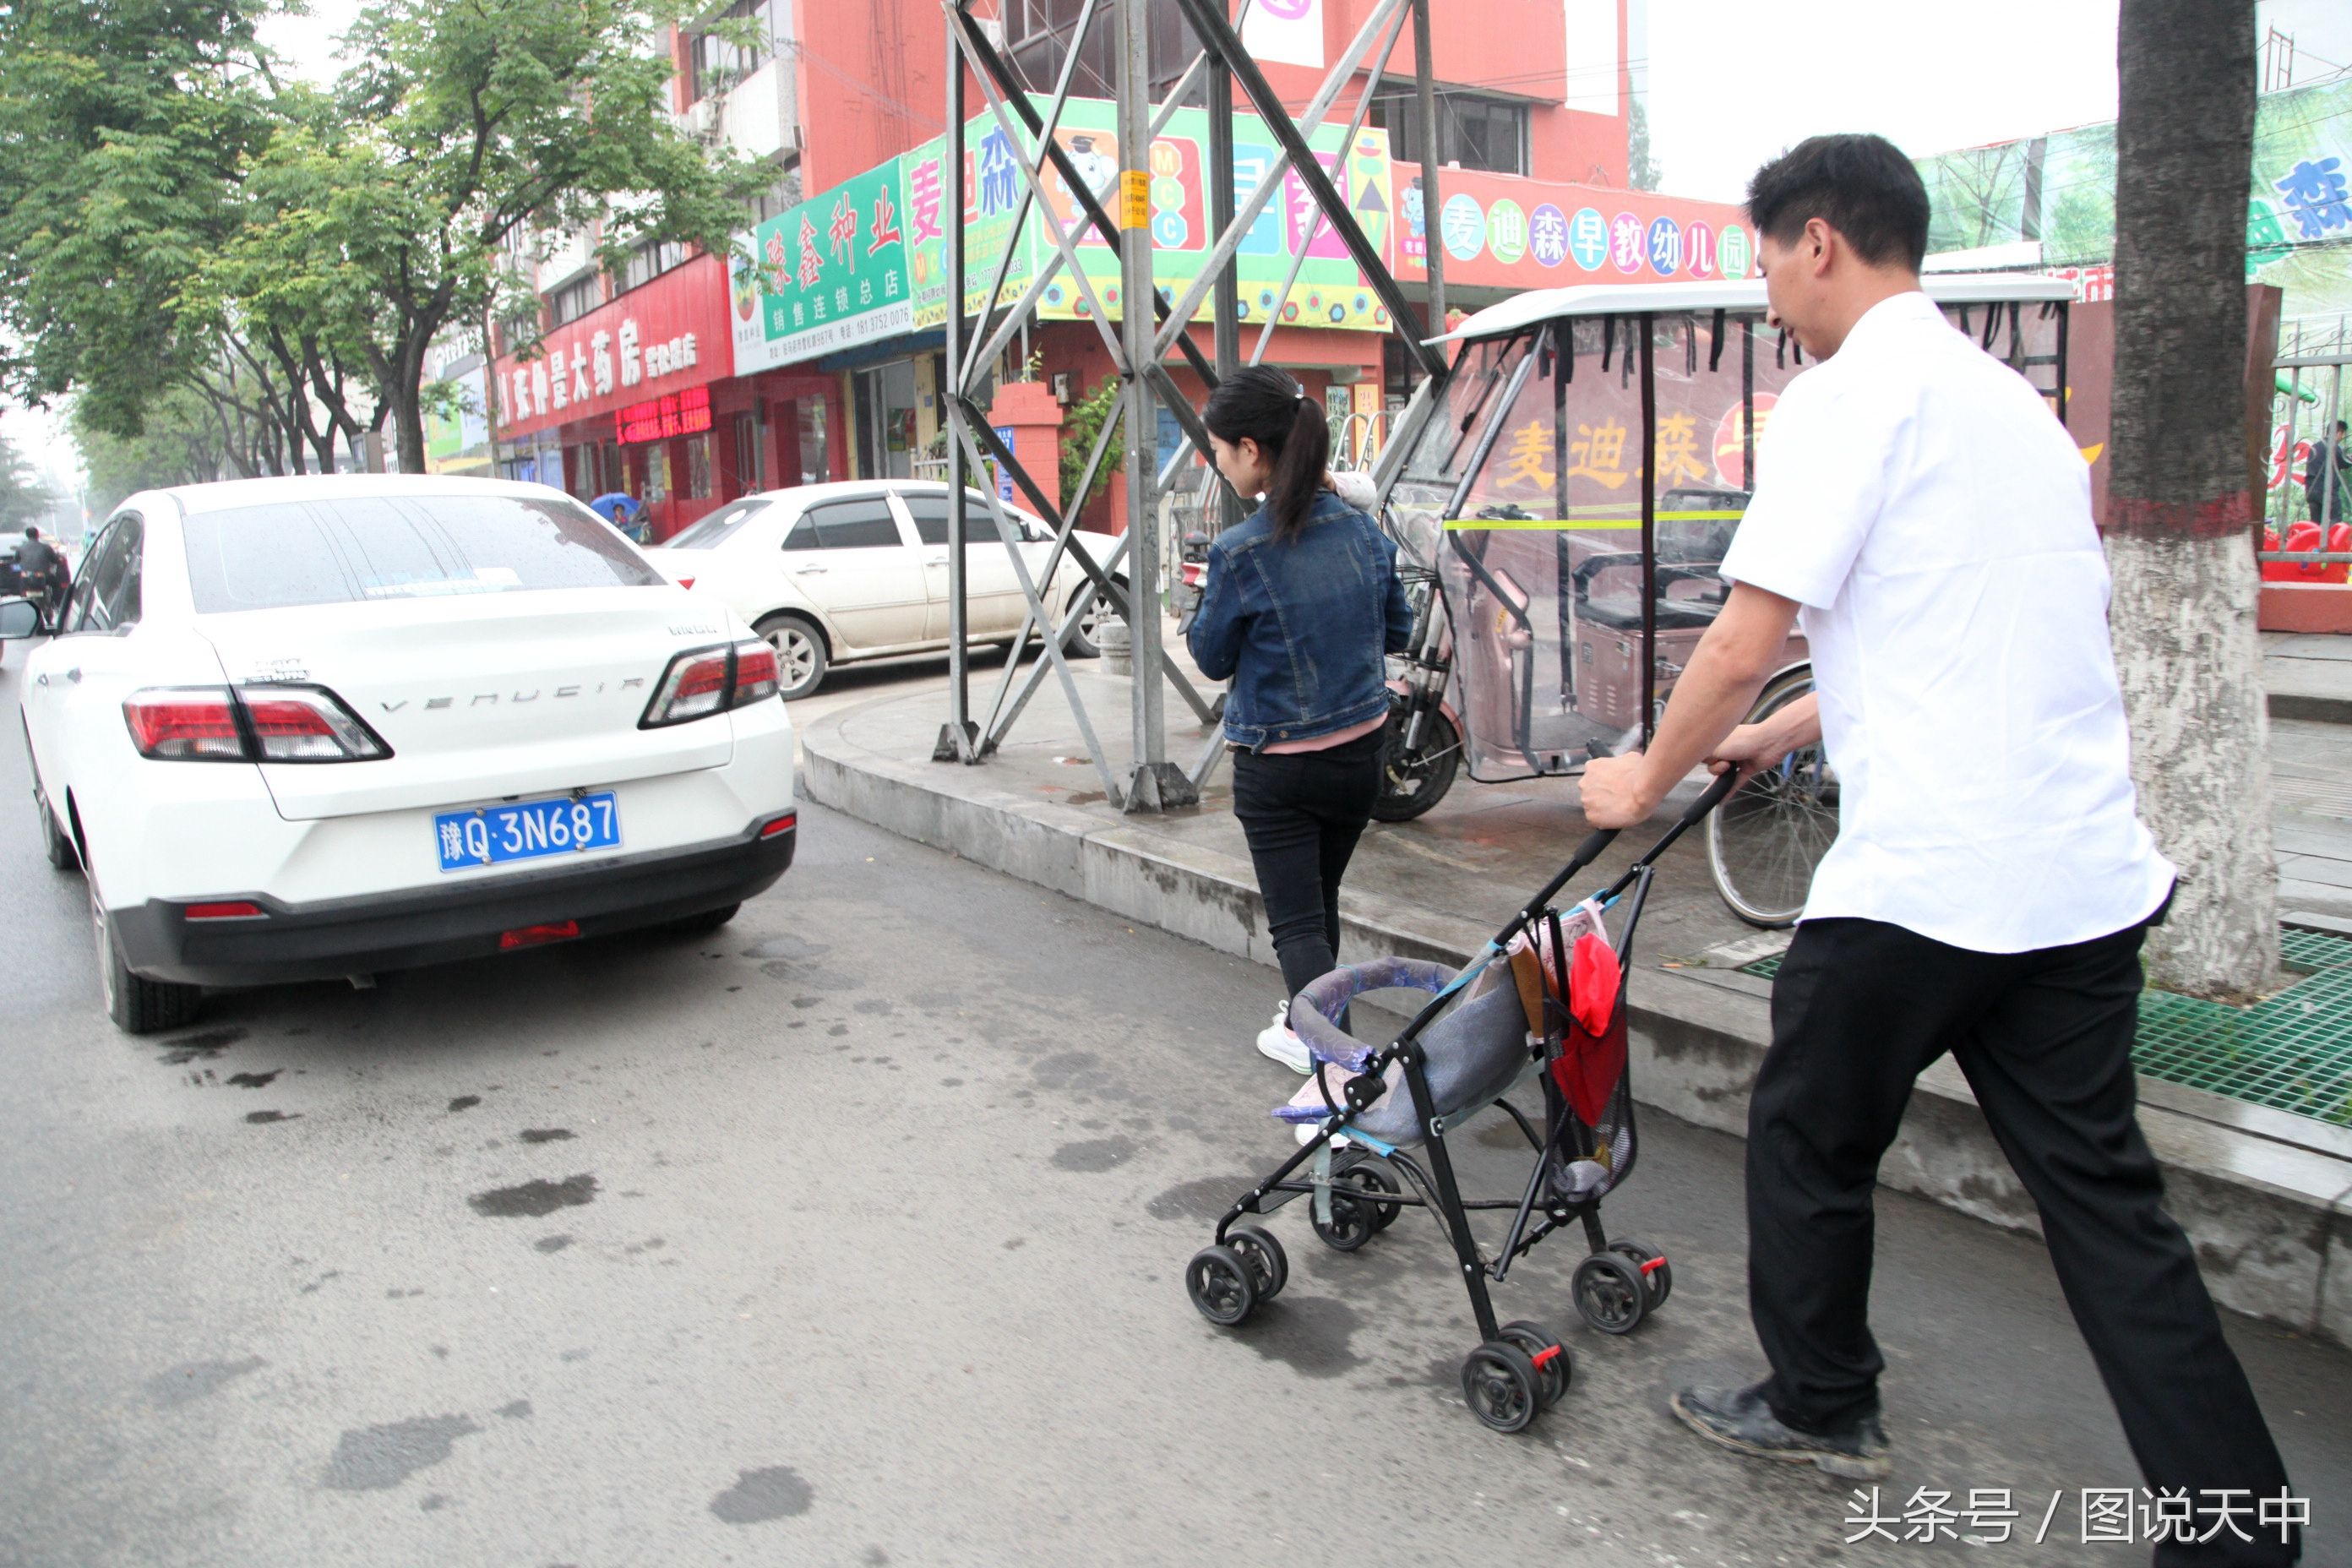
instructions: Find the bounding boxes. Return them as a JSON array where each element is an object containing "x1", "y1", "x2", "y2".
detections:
[{"x1": 1735, "y1": 924, "x2": 2352, "y2": 1126}]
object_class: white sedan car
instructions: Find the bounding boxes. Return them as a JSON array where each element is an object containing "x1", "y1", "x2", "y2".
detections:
[
  {"x1": 3, "y1": 475, "x2": 798, "y2": 1034},
  {"x1": 644, "y1": 480, "x2": 1128, "y2": 700}
]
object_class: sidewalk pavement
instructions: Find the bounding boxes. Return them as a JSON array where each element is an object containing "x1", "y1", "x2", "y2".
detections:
[
  {"x1": 2268, "y1": 630, "x2": 2352, "y2": 725},
  {"x1": 803, "y1": 629, "x2": 2352, "y2": 1349}
]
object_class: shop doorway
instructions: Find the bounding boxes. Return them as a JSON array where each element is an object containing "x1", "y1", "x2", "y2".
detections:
[{"x1": 853, "y1": 361, "x2": 918, "y2": 480}]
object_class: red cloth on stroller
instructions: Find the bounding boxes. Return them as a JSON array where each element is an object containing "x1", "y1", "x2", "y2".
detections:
[{"x1": 1550, "y1": 932, "x2": 1625, "y2": 1129}]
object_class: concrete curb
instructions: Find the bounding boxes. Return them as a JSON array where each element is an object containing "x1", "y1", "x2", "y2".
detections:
[{"x1": 804, "y1": 697, "x2": 2352, "y2": 1348}]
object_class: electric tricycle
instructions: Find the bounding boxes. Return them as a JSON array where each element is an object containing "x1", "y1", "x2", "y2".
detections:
[{"x1": 1375, "y1": 275, "x2": 2077, "y2": 927}]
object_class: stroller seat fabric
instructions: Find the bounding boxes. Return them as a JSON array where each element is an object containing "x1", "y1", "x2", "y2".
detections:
[{"x1": 1276, "y1": 956, "x2": 1533, "y2": 1147}]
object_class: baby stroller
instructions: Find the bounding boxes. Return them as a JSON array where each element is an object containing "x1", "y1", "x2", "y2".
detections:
[{"x1": 1184, "y1": 769, "x2": 1738, "y2": 1434}]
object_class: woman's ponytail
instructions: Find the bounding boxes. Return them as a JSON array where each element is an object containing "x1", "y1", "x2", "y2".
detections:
[
  {"x1": 1201, "y1": 365, "x2": 1331, "y2": 543},
  {"x1": 1264, "y1": 395, "x2": 1331, "y2": 543}
]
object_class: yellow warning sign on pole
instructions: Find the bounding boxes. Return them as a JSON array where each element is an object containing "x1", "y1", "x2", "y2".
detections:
[{"x1": 1119, "y1": 169, "x2": 1150, "y2": 232}]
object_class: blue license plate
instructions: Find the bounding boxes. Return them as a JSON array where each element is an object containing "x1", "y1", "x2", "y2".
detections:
[{"x1": 436, "y1": 792, "x2": 620, "y2": 872}]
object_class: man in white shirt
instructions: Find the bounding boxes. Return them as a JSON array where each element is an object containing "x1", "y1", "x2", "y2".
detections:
[{"x1": 1581, "y1": 134, "x2": 2295, "y2": 1562}]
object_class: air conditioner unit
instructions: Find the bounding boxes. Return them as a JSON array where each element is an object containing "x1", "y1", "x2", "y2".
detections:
[{"x1": 678, "y1": 98, "x2": 719, "y2": 139}]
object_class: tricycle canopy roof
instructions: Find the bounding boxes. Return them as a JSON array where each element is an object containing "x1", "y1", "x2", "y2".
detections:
[{"x1": 1431, "y1": 273, "x2": 2077, "y2": 347}]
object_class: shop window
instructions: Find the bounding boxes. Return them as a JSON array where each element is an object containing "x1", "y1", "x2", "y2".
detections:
[
  {"x1": 1371, "y1": 90, "x2": 1530, "y2": 177},
  {"x1": 684, "y1": 433, "x2": 714, "y2": 498}
]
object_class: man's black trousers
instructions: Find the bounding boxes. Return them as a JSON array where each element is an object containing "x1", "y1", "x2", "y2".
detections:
[
  {"x1": 1750, "y1": 913, "x2": 2299, "y2": 1566},
  {"x1": 1229, "y1": 730, "x2": 1383, "y2": 1004}
]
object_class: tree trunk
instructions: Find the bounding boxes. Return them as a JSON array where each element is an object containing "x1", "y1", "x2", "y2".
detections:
[{"x1": 2107, "y1": 0, "x2": 2277, "y2": 1001}]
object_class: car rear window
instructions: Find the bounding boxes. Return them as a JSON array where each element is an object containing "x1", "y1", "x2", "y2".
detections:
[
  {"x1": 664, "y1": 497, "x2": 770, "y2": 549},
  {"x1": 180, "y1": 494, "x2": 665, "y2": 612}
]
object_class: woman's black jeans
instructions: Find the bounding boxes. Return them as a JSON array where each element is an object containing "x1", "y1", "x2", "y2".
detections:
[{"x1": 1230, "y1": 729, "x2": 1386, "y2": 1010}]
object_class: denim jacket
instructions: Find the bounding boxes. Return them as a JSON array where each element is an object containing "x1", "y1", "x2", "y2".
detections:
[{"x1": 1186, "y1": 488, "x2": 1415, "y2": 749}]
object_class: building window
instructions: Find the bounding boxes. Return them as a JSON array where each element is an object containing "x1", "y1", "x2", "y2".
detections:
[
  {"x1": 689, "y1": 0, "x2": 775, "y2": 103},
  {"x1": 1371, "y1": 90, "x2": 1530, "y2": 177},
  {"x1": 1005, "y1": 0, "x2": 1190, "y2": 100},
  {"x1": 615, "y1": 237, "x2": 692, "y2": 296},
  {"x1": 746, "y1": 170, "x2": 803, "y2": 227},
  {"x1": 551, "y1": 275, "x2": 602, "y2": 327},
  {"x1": 684, "y1": 433, "x2": 715, "y2": 499}
]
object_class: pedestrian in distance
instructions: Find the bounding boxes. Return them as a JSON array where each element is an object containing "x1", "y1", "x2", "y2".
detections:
[
  {"x1": 1186, "y1": 366, "x2": 1415, "y2": 1072},
  {"x1": 589, "y1": 489, "x2": 648, "y2": 543},
  {"x1": 1580, "y1": 133, "x2": 2300, "y2": 1565},
  {"x1": 2307, "y1": 417, "x2": 2348, "y2": 525}
]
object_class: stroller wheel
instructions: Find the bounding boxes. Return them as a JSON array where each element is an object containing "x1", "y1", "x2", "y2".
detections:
[
  {"x1": 1572, "y1": 1251, "x2": 1648, "y2": 1336},
  {"x1": 1227, "y1": 1226, "x2": 1288, "y2": 1302},
  {"x1": 1499, "y1": 1320, "x2": 1573, "y2": 1407},
  {"x1": 1609, "y1": 1238, "x2": 1673, "y2": 1309},
  {"x1": 1186, "y1": 1244, "x2": 1259, "y2": 1327},
  {"x1": 1459, "y1": 1342, "x2": 1543, "y2": 1434},
  {"x1": 1336, "y1": 1158, "x2": 1402, "y2": 1233},
  {"x1": 1310, "y1": 1190, "x2": 1374, "y2": 1252}
]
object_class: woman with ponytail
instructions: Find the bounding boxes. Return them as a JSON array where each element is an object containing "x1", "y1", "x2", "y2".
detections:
[{"x1": 1187, "y1": 367, "x2": 1415, "y2": 1071}]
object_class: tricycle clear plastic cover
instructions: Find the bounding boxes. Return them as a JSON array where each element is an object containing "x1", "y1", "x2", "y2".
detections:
[{"x1": 1386, "y1": 301, "x2": 2063, "y2": 781}]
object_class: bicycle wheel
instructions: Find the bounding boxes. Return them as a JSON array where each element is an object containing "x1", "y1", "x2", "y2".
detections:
[{"x1": 1707, "y1": 668, "x2": 1838, "y2": 928}]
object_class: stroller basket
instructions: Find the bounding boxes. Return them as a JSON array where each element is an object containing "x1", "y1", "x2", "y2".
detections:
[{"x1": 1182, "y1": 768, "x2": 1740, "y2": 1435}]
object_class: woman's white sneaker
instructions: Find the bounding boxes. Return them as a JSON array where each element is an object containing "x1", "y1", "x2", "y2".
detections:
[{"x1": 1256, "y1": 1001, "x2": 1311, "y2": 1073}]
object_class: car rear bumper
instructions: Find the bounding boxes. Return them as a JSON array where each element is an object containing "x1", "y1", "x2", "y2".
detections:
[{"x1": 111, "y1": 820, "x2": 796, "y2": 987}]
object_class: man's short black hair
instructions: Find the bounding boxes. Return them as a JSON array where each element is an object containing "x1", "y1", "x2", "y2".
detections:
[{"x1": 1746, "y1": 133, "x2": 1930, "y2": 273}]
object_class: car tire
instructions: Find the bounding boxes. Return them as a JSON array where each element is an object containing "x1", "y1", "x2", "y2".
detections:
[
  {"x1": 39, "y1": 790, "x2": 78, "y2": 872},
  {"x1": 90, "y1": 877, "x2": 202, "y2": 1035},
  {"x1": 757, "y1": 613, "x2": 828, "y2": 700},
  {"x1": 1062, "y1": 579, "x2": 1124, "y2": 659}
]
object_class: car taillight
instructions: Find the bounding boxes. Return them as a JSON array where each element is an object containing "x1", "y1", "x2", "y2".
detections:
[
  {"x1": 122, "y1": 685, "x2": 390, "y2": 763},
  {"x1": 122, "y1": 690, "x2": 246, "y2": 760},
  {"x1": 730, "y1": 640, "x2": 779, "y2": 706},
  {"x1": 641, "y1": 640, "x2": 781, "y2": 727},
  {"x1": 241, "y1": 689, "x2": 391, "y2": 761},
  {"x1": 641, "y1": 646, "x2": 734, "y2": 727}
]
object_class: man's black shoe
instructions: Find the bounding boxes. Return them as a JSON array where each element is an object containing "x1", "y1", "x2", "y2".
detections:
[{"x1": 1670, "y1": 1382, "x2": 1892, "y2": 1480}]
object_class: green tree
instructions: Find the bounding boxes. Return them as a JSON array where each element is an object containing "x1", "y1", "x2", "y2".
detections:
[
  {"x1": 231, "y1": 0, "x2": 767, "y2": 472},
  {"x1": 1627, "y1": 97, "x2": 1660, "y2": 191},
  {"x1": 71, "y1": 382, "x2": 253, "y2": 512},
  {"x1": 0, "y1": 427, "x2": 58, "y2": 531},
  {"x1": 0, "y1": 0, "x2": 280, "y2": 439}
]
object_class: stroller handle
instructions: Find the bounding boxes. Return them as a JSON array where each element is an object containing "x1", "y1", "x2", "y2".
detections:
[{"x1": 1519, "y1": 765, "x2": 1745, "y2": 937}]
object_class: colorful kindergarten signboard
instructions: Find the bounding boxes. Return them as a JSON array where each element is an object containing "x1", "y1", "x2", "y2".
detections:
[{"x1": 732, "y1": 99, "x2": 1756, "y2": 375}]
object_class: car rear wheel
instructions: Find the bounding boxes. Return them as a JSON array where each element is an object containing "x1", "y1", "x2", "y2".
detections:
[
  {"x1": 1062, "y1": 578, "x2": 1124, "y2": 659},
  {"x1": 38, "y1": 791, "x2": 78, "y2": 872},
  {"x1": 757, "y1": 613, "x2": 828, "y2": 700},
  {"x1": 90, "y1": 877, "x2": 202, "y2": 1035}
]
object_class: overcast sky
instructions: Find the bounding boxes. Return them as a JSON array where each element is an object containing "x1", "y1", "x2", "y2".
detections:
[{"x1": 14, "y1": 0, "x2": 2349, "y2": 493}]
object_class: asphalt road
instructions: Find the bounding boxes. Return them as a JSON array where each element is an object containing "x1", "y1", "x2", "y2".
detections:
[{"x1": 3, "y1": 651, "x2": 2347, "y2": 1568}]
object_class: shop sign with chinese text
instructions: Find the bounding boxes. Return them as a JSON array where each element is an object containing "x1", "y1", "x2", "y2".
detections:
[{"x1": 732, "y1": 159, "x2": 914, "y2": 375}]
